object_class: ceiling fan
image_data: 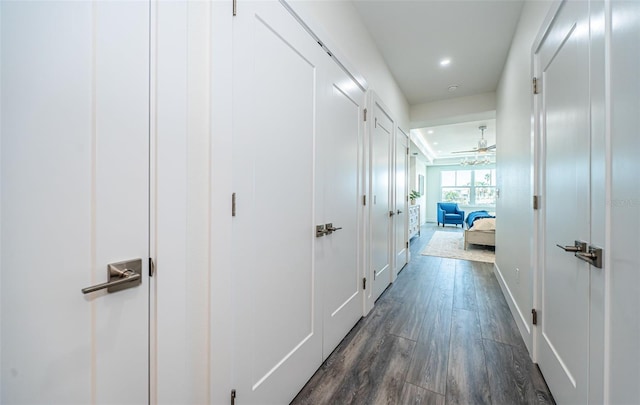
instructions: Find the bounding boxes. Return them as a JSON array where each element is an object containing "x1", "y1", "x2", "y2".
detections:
[{"x1": 452, "y1": 125, "x2": 496, "y2": 154}]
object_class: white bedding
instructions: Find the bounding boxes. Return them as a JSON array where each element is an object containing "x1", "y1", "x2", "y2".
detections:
[{"x1": 469, "y1": 217, "x2": 496, "y2": 231}]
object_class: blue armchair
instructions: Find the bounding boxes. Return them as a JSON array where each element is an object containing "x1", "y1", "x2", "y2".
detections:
[{"x1": 437, "y1": 202, "x2": 465, "y2": 228}]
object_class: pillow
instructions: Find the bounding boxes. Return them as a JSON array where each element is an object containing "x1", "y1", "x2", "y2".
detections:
[{"x1": 470, "y1": 218, "x2": 496, "y2": 231}]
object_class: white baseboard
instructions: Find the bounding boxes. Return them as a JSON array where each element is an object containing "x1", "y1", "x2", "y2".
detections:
[{"x1": 493, "y1": 263, "x2": 533, "y2": 351}]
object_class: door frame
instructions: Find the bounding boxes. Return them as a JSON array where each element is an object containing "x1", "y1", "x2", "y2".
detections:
[
  {"x1": 394, "y1": 127, "x2": 410, "y2": 271},
  {"x1": 365, "y1": 90, "x2": 396, "y2": 310},
  {"x1": 531, "y1": 0, "x2": 563, "y2": 365}
]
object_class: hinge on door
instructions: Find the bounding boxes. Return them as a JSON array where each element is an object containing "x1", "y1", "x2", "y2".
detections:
[
  {"x1": 532, "y1": 309, "x2": 538, "y2": 325},
  {"x1": 363, "y1": 108, "x2": 367, "y2": 122},
  {"x1": 363, "y1": 195, "x2": 367, "y2": 206},
  {"x1": 232, "y1": 193, "x2": 237, "y2": 217},
  {"x1": 406, "y1": 147, "x2": 410, "y2": 155},
  {"x1": 406, "y1": 241, "x2": 409, "y2": 248},
  {"x1": 231, "y1": 389, "x2": 236, "y2": 405},
  {"x1": 533, "y1": 195, "x2": 540, "y2": 210},
  {"x1": 149, "y1": 257, "x2": 155, "y2": 277},
  {"x1": 232, "y1": 0, "x2": 237, "y2": 16},
  {"x1": 375, "y1": 117, "x2": 378, "y2": 128},
  {"x1": 533, "y1": 77, "x2": 539, "y2": 94},
  {"x1": 363, "y1": 277, "x2": 367, "y2": 290}
]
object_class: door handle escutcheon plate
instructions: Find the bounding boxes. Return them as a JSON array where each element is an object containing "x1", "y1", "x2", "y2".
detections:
[{"x1": 82, "y1": 259, "x2": 142, "y2": 294}]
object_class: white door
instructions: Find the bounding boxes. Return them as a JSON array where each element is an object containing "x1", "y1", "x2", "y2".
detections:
[
  {"x1": 1, "y1": 1, "x2": 150, "y2": 403},
  {"x1": 536, "y1": 2, "x2": 591, "y2": 403},
  {"x1": 394, "y1": 129, "x2": 409, "y2": 272},
  {"x1": 231, "y1": 2, "x2": 326, "y2": 403},
  {"x1": 318, "y1": 60, "x2": 366, "y2": 358},
  {"x1": 370, "y1": 100, "x2": 393, "y2": 300}
]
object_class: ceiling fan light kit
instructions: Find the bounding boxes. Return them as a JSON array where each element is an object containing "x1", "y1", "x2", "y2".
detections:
[
  {"x1": 452, "y1": 125, "x2": 497, "y2": 166},
  {"x1": 460, "y1": 155, "x2": 492, "y2": 166}
]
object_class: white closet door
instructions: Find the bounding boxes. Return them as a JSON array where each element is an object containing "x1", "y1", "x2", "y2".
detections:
[
  {"x1": 535, "y1": 2, "x2": 591, "y2": 403},
  {"x1": 371, "y1": 100, "x2": 394, "y2": 300},
  {"x1": 1, "y1": 1, "x2": 150, "y2": 403},
  {"x1": 317, "y1": 58, "x2": 366, "y2": 359},
  {"x1": 231, "y1": 2, "x2": 326, "y2": 403}
]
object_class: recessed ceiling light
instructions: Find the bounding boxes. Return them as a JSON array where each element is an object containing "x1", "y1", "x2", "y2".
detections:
[
  {"x1": 427, "y1": 130, "x2": 434, "y2": 134},
  {"x1": 448, "y1": 85, "x2": 459, "y2": 92},
  {"x1": 433, "y1": 142, "x2": 439, "y2": 145},
  {"x1": 440, "y1": 58, "x2": 451, "y2": 67}
]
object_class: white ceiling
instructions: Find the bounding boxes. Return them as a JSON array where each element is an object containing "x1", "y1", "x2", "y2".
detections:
[
  {"x1": 352, "y1": 0, "x2": 525, "y2": 105},
  {"x1": 410, "y1": 119, "x2": 496, "y2": 165},
  {"x1": 351, "y1": 0, "x2": 523, "y2": 163}
]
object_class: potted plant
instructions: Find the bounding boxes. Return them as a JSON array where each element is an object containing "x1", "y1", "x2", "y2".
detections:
[{"x1": 409, "y1": 190, "x2": 421, "y2": 205}]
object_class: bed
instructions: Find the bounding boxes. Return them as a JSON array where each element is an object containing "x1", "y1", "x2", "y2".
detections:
[{"x1": 464, "y1": 211, "x2": 496, "y2": 250}]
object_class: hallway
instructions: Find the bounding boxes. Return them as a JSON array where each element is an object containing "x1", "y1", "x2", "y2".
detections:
[{"x1": 292, "y1": 224, "x2": 554, "y2": 405}]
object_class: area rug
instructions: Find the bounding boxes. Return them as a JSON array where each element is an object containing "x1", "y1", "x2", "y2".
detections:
[{"x1": 420, "y1": 231, "x2": 495, "y2": 263}]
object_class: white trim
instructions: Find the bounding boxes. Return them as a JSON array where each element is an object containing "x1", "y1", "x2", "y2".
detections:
[
  {"x1": 281, "y1": 0, "x2": 368, "y2": 93},
  {"x1": 494, "y1": 263, "x2": 531, "y2": 336},
  {"x1": 210, "y1": 1, "x2": 234, "y2": 404},
  {"x1": 0, "y1": 4, "x2": 3, "y2": 400},
  {"x1": 532, "y1": 0, "x2": 565, "y2": 55},
  {"x1": 148, "y1": 1, "x2": 158, "y2": 402},
  {"x1": 602, "y1": 0, "x2": 612, "y2": 400}
]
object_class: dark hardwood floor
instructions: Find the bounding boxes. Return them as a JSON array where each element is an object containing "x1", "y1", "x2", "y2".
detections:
[{"x1": 291, "y1": 223, "x2": 554, "y2": 405}]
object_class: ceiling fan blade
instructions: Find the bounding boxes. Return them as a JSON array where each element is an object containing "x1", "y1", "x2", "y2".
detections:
[
  {"x1": 451, "y1": 149, "x2": 477, "y2": 154},
  {"x1": 487, "y1": 144, "x2": 496, "y2": 150}
]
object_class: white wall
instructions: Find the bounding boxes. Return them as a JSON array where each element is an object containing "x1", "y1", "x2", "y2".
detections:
[
  {"x1": 409, "y1": 157, "x2": 427, "y2": 223},
  {"x1": 410, "y1": 92, "x2": 496, "y2": 128},
  {"x1": 494, "y1": 0, "x2": 553, "y2": 353},
  {"x1": 288, "y1": 0, "x2": 410, "y2": 128},
  {"x1": 425, "y1": 164, "x2": 496, "y2": 223}
]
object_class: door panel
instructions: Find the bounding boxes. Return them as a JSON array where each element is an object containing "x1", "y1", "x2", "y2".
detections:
[
  {"x1": 537, "y1": 2, "x2": 590, "y2": 403},
  {"x1": 319, "y1": 62, "x2": 365, "y2": 358},
  {"x1": 1, "y1": 1, "x2": 149, "y2": 403},
  {"x1": 232, "y1": 2, "x2": 325, "y2": 402},
  {"x1": 395, "y1": 130, "x2": 409, "y2": 272},
  {"x1": 371, "y1": 102, "x2": 393, "y2": 300}
]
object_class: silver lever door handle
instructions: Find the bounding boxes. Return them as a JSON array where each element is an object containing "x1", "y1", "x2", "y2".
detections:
[
  {"x1": 556, "y1": 240, "x2": 587, "y2": 253},
  {"x1": 389, "y1": 211, "x2": 395, "y2": 217},
  {"x1": 556, "y1": 244, "x2": 581, "y2": 252},
  {"x1": 397, "y1": 210, "x2": 403, "y2": 215},
  {"x1": 82, "y1": 259, "x2": 142, "y2": 294},
  {"x1": 325, "y1": 223, "x2": 343, "y2": 234}
]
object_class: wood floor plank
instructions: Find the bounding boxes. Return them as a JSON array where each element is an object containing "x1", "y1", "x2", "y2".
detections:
[
  {"x1": 483, "y1": 339, "x2": 556, "y2": 405},
  {"x1": 365, "y1": 336, "x2": 416, "y2": 404},
  {"x1": 453, "y1": 260, "x2": 477, "y2": 311},
  {"x1": 384, "y1": 257, "x2": 440, "y2": 306},
  {"x1": 473, "y1": 262, "x2": 525, "y2": 348},
  {"x1": 291, "y1": 298, "x2": 400, "y2": 404},
  {"x1": 406, "y1": 263, "x2": 454, "y2": 394},
  {"x1": 446, "y1": 308, "x2": 492, "y2": 405},
  {"x1": 302, "y1": 335, "x2": 415, "y2": 405},
  {"x1": 512, "y1": 344, "x2": 556, "y2": 404},
  {"x1": 388, "y1": 298, "x2": 429, "y2": 341},
  {"x1": 400, "y1": 383, "x2": 445, "y2": 405}
]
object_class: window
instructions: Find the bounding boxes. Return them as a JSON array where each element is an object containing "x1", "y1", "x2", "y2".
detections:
[{"x1": 441, "y1": 169, "x2": 496, "y2": 205}]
